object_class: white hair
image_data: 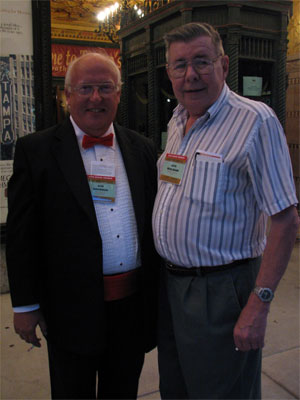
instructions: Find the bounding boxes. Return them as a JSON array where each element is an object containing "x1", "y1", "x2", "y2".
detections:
[{"x1": 64, "y1": 51, "x2": 122, "y2": 89}]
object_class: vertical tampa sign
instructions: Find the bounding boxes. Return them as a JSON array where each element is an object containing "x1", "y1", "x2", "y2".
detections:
[{"x1": 0, "y1": 58, "x2": 14, "y2": 160}]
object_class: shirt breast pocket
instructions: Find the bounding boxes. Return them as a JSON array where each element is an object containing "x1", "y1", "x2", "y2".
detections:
[{"x1": 184, "y1": 158, "x2": 225, "y2": 204}]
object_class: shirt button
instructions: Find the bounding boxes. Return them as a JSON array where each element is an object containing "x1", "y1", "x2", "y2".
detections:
[
  {"x1": 120, "y1": 262, "x2": 123, "y2": 266},
  {"x1": 110, "y1": 209, "x2": 114, "y2": 212},
  {"x1": 117, "y1": 235, "x2": 120, "y2": 238}
]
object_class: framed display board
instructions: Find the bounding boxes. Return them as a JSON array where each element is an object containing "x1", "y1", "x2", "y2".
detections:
[{"x1": 0, "y1": 0, "x2": 52, "y2": 232}]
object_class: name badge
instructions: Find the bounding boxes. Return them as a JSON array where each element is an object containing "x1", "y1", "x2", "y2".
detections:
[
  {"x1": 160, "y1": 153, "x2": 187, "y2": 185},
  {"x1": 88, "y1": 161, "x2": 116, "y2": 202},
  {"x1": 88, "y1": 175, "x2": 116, "y2": 203}
]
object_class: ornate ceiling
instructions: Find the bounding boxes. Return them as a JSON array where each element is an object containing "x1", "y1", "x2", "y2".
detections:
[
  {"x1": 50, "y1": 0, "x2": 299, "y2": 50},
  {"x1": 50, "y1": 0, "x2": 144, "y2": 43}
]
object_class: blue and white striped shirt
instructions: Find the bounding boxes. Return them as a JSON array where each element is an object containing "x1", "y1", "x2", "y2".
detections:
[{"x1": 152, "y1": 84, "x2": 298, "y2": 267}]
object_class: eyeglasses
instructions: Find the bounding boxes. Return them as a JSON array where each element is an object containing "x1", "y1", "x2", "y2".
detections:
[
  {"x1": 69, "y1": 82, "x2": 119, "y2": 97},
  {"x1": 167, "y1": 56, "x2": 221, "y2": 79}
]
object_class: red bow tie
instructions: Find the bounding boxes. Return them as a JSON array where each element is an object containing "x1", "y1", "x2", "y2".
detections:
[{"x1": 82, "y1": 133, "x2": 113, "y2": 149}]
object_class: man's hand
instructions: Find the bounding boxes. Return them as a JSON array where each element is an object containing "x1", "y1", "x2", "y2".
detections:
[
  {"x1": 14, "y1": 310, "x2": 48, "y2": 347},
  {"x1": 233, "y1": 293, "x2": 270, "y2": 352}
]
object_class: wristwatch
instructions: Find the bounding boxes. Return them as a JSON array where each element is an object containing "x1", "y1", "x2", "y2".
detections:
[{"x1": 253, "y1": 286, "x2": 274, "y2": 302}]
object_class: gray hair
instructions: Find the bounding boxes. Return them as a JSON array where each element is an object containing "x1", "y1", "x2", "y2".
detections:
[
  {"x1": 64, "y1": 51, "x2": 122, "y2": 89},
  {"x1": 164, "y1": 22, "x2": 225, "y2": 62}
]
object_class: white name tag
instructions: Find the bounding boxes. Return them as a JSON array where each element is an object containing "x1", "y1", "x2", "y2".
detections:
[
  {"x1": 88, "y1": 161, "x2": 116, "y2": 202},
  {"x1": 160, "y1": 153, "x2": 187, "y2": 185}
]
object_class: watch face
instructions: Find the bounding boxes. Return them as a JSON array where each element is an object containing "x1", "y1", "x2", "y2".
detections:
[
  {"x1": 256, "y1": 287, "x2": 274, "y2": 302},
  {"x1": 261, "y1": 289, "x2": 271, "y2": 300}
]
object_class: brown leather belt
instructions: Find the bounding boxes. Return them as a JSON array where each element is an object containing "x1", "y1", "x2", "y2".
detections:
[
  {"x1": 103, "y1": 268, "x2": 141, "y2": 302},
  {"x1": 165, "y1": 258, "x2": 252, "y2": 276}
]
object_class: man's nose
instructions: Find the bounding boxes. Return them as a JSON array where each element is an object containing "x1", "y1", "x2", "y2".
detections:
[
  {"x1": 185, "y1": 63, "x2": 200, "y2": 81},
  {"x1": 90, "y1": 87, "x2": 103, "y2": 100}
]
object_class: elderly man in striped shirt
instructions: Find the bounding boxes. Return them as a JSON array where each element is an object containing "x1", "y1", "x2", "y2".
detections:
[{"x1": 152, "y1": 22, "x2": 299, "y2": 399}]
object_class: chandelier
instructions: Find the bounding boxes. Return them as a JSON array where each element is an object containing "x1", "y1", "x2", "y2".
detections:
[
  {"x1": 95, "y1": 1, "x2": 144, "y2": 43},
  {"x1": 95, "y1": 1, "x2": 172, "y2": 43}
]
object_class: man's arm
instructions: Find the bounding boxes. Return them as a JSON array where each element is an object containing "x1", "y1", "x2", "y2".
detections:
[
  {"x1": 233, "y1": 205, "x2": 299, "y2": 352},
  {"x1": 6, "y1": 139, "x2": 41, "y2": 306},
  {"x1": 6, "y1": 138, "x2": 47, "y2": 347}
]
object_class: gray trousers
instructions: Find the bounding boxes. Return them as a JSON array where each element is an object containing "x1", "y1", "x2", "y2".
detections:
[{"x1": 158, "y1": 258, "x2": 262, "y2": 399}]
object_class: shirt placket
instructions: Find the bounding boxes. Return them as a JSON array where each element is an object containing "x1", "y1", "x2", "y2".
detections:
[
  {"x1": 157, "y1": 113, "x2": 211, "y2": 261},
  {"x1": 157, "y1": 120, "x2": 189, "y2": 258}
]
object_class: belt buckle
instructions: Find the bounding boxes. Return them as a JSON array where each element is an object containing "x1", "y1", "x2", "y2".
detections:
[
  {"x1": 166, "y1": 261, "x2": 185, "y2": 275},
  {"x1": 166, "y1": 261, "x2": 175, "y2": 270}
]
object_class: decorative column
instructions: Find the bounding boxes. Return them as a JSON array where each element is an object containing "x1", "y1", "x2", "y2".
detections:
[
  {"x1": 273, "y1": 13, "x2": 289, "y2": 128},
  {"x1": 226, "y1": 28, "x2": 240, "y2": 94},
  {"x1": 119, "y1": 42, "x2": 129, "y2": 128},
  {"x1": 152, "y1": 57, "x2": 161, "y2": 148},
  {"x1": 145, "y1": 26, "x2": 156, "y2": 142},
  {"x1": 226, "y1": 4, "x2": 241, "y2": 93},
  {"x1": 32, "y1": 0, "x2": 53, "y2": 131}
]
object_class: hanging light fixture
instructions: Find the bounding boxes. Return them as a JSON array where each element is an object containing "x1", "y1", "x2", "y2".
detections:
[{"x1": 95, "y1": 1, "x2": 144, "y2": 43}]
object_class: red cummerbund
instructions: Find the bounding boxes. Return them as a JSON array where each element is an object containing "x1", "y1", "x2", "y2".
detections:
[{"x1": 103, "y1": 268, "x2": 141, "y2": 302}]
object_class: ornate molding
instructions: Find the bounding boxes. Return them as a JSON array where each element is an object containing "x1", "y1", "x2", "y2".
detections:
[{"x1": 51, "y1": 27, "x2": 114, "y2": 43}]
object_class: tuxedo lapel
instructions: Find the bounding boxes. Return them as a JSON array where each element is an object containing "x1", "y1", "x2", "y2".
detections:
[
  {"x1": 51, "y1": 119, "x2": 99, "y2": 231},
  {"x1": 114, "y1": 124, "x2": 145, "y2": 238}
]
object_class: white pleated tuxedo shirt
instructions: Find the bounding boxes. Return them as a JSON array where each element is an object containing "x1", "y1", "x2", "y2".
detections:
[
  {"x1": 72, "y1": 117, "x2": 141, "y2": 275},
  {"x1": 152, "y1": 83, "x2": 298, "y2": 268}
]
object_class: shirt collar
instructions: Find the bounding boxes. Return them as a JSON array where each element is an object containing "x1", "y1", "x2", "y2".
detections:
[{"x1": 207, "y1": 83, "x2": 229, "y2": 119}]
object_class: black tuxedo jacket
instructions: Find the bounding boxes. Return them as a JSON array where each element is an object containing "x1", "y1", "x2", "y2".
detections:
[{"x1": 6, "y1": 118, "x2": 159, "y2": 355}]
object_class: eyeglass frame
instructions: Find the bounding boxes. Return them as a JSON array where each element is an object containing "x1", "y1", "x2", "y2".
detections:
[
  {"x1": 67, "y1": 82, "x2": 120, "y2": 97},
  {"x1": 166, "y1": 55, "x2": 223, "y2": 79}
]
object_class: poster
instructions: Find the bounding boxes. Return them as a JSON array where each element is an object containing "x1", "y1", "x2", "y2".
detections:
[
  {"x1": 0, "y1": 161, "x2": 13, "y2": 223},
  {"x1": 52, "y1": 44, "x2": 120, "y2": 77},
  {"x1": 243, "y1": 76, "x2": 263, "y2": 97},
  {"x1": 0, "y1": 0, "x2": 34, "y2": 223}
]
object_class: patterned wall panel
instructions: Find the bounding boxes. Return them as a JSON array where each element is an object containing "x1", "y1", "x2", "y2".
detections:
[
  {"x1": 241, "y1": 8, "x2": 280, "y2": 31},
  {"x1": 192, "y1": 6, "x2": 228, "y2": 26}
]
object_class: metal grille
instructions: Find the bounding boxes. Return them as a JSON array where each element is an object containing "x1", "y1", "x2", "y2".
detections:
[
  {"x1": 240, "y1": 37, "x2": 275, "y2": 60},
  {"x1": 127, "y1": 54, "x2": 148, "y2": 74},
  {"x1": 155, "y1": 47, "x2": 166, "y2": 67}
]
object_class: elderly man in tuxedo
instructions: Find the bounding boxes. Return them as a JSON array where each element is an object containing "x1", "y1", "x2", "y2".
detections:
[{"x1": 6, "y1": 52, "x2": 159, "y2": 400}]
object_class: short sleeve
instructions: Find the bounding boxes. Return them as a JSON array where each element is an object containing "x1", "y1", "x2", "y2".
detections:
[{"x1": 247, "y1": 113, "x2": 298, "y2": 216}]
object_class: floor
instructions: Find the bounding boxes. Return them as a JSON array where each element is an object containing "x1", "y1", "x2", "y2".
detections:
[{"x1": 1, "y1": 242, "x2": 299, "y2": 399}]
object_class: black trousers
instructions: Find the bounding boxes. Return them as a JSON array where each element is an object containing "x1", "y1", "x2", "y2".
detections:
[{"x1": 47, "y1": 293, "x2": 145, "y2": 399}]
